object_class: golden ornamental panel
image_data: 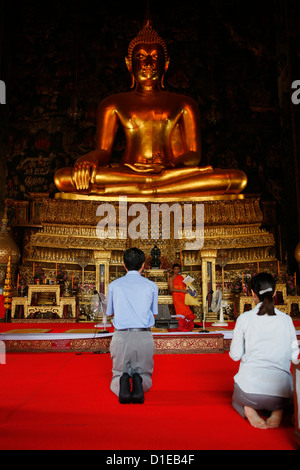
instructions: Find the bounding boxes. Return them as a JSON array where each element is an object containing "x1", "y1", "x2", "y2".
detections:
[
  {"x1": 69, "y1": 337, "x2": 111, "y2": 351},
  {"x1": 287, "y1": 296, "x2": 300, "y2": 315},
  {"x1": 153, "y1": 334, "x2": 224, "y2": 353},
  {"x1": 28, "y1": 285, "x2": 60, "y2": 306},
  {"x1": 27, "y1": 306, "x2": 61, "y2": 317},
  {"x1": 20, "y1": 194, "x2": 279, "y2": 318},
  {"x1": 4, "y1": 340, "x2": 52, "y2": 351},
  {"x1": 42, "y1": 196, "x2": 263, "y2": 226}
]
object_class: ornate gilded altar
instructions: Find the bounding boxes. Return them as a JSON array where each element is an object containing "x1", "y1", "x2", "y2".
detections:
[
  {"x1": 239, "y1": 283, "x2": 300, "y2": 316},
  {"x1": 144, "y1": 269, "x2": 173, "y2": 305},
  {"x1": 11, "y1": 284, "x2": 76, "y2": 320},
  {"x1": 12, "y1": 192, "x2": 281, "y2": 321}
]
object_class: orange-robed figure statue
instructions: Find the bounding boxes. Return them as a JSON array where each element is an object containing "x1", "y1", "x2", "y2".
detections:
[{"x1": 54, "y1": 20, "x2": 247, "y2": 197}]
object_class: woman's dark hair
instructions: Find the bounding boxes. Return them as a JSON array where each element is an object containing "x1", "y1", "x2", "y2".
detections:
[
  {"x1": 123, "y1": 247, "x2": 145, "y2": 271},
  {"x1": 251, "y1": 272, "x2": 276, "y2": 316}
]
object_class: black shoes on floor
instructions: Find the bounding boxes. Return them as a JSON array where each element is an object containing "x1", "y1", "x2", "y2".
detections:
[
  {"x1": 119, "y1": 372, "x2": 144, "y2": 404},
  {"x1": 119, "y1": 373, "x2": 132, "y2": 404},
  {"x1": 131, "y1": 373, "x2": 144, "y2": 404}
]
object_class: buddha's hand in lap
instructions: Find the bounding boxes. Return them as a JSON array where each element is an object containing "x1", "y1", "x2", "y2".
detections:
[
  {"x1": 124, "y1": 163, "x2": 165, "y2": 174},
  {"x1": 72, "y1": 156, "x2": 98, "y2": 190}
]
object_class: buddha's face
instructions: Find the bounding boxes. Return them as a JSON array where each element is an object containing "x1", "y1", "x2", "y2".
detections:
[{"x1": 131, "y1": 43, "x2": 167, "y2": 89}]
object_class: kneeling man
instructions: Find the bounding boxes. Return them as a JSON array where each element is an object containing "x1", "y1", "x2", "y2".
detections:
[{"x1": 107, "y1": 247, "x2": 158, "y2": 403}]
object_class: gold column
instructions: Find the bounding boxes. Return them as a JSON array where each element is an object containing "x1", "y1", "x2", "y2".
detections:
[
  {"x1": 94, "y1": 250, "x2": 112, "y2": 295},
  {"x1": 200, "y1": 249, "x2": 218, "y2": 313},
  {"x1": 3, "y1": 255, "x2": 12, "y2": 312}
]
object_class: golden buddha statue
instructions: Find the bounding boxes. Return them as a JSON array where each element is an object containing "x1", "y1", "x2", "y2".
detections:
[{"x1": 54, "y1": 20, "x2": 247, "y2": 198}]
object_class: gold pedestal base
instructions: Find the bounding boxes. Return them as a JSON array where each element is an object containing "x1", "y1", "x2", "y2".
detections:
[{"x1": 19, "y1": 194, "x2": 276, "y2": 317}]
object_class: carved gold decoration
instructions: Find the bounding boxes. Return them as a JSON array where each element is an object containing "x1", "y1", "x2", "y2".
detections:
[
  {"x1": 4, "y1": 340, "x2": 54, "y2": 352},
  {"x1": 19, "y1": 194, "x2": 279, "y2": 321},
  {"x1": 0, "y1": 209, "x2": 20, "y2": 264},
  {"x1": 43, "y1": 195, "x2": 263, "y2": 225},
  {"x1": 94, "y1": 250, "x2": 111, "y2": 295},
  {"x1": 27, "y1": 196, "x2": 273, "y2": 267},
  {"x1": 28, "y1": 285, "x2": 60, "y2": 306},
  {"x1": 239, "y1": 296, "x2": 256, "y2": 313},
  {"x1": 14, "y1": 201, "x2": 29, "y2": 225},
  {"x1": 157, "y1": 295, "x2": 173, "y2": 305},
  {"x1": 11, "y1": 285, "x2": 76, "y2": 319},
  {"x1": 3, "y1": 334, "x2": 225, "y2": 354},
  {"x1": 0, "y1": 208, "x2": 20, "y2": 287},
  {"x1": 60, "y1": 297, "x2": 76, "y2": 318},
  {"x1": 11, "y1": 297, "x2": 28, "y2": 318},
  {"x1": 153, "y1": 334, "x2": 224, "y2": 354},
  {"x1": 200, "y1": 249, "x2": 217, "y2": 314},
  {"x1": 239, "y1": 284, "x2": 297, "y2": 316},
  {"x1": 3, "y1": 255, "x2": 13, "y2": 310},
  {"x1": 287, "y1": 297, "x2": 300, "y2": 316}
]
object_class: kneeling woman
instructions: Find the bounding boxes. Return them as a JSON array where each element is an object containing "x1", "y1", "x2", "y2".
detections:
[{"x1": 230, "y1": 272, "x2": 299, "y2": 429}]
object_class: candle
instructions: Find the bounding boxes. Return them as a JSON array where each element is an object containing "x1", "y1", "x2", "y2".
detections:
[
  {"x1": 277, "y1": 261, "x2": 280, "y2": 276},
  {"x1": 33, "y1": 262, "x2": 35, "y2": 276},
  {"x1": 257, "y1": 261, "x2": 259, "y2": 273},
  {"x1": 222, "y1": 267, "x2": 224, "y2": 292},
  {"x1": 72, "y1": 274, "x2": 74, "y2": 289},
  {"x1": 242, "y1": 273, "x2": 244, "y2": 285}
]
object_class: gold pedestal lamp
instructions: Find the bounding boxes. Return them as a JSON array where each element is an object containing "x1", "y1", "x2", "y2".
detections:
[
  {"x1": 3, "y1": 255, "x2": 12, "y2": 320},
  {"x1": 0, "y1": 207, "x2": 20, "y2": 321}
]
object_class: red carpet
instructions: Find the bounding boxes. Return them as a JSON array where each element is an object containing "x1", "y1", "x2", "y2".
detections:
[
  {"x1": 0, "y1": 352, "x2": 297, "y2": 450},
  {"x1": 0, "y1": 322, "x2": 114, "y2": 333}
]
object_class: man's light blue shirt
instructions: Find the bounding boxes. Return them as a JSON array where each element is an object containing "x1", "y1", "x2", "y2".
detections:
[{"x1": 106, "y1": 270, "x2": 158, "y2": 329}]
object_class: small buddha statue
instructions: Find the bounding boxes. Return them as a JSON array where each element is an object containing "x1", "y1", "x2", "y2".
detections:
[
  {"x1": 54, "y1": 19, "x2": 247, "y2": 197},
  {"x1": 150, "y1": 245, "x2": 161, "y2": 268}
]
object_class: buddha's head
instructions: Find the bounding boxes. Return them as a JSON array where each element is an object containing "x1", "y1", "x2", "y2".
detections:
[{"x1": 126, "y1": 20, "x2": 170, "y2": 89}]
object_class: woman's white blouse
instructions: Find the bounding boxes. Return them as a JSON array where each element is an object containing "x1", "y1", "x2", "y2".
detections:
[{"x1": 229, "y1": 304, "x2": 300, "y2": 397}]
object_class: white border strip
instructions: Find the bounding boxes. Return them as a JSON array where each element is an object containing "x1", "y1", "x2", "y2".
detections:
[{"x1": 0, "y1": 330, "x2": 299, "y2": 342}]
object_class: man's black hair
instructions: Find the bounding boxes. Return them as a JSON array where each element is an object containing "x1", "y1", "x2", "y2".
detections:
[{"x1": 123, "y1": 247, "x2": 145, "y2": 271}]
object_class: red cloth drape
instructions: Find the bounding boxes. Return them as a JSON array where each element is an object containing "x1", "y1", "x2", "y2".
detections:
[{"x1": 0, "y1": 295, "x2": 5, "y2": 319}]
